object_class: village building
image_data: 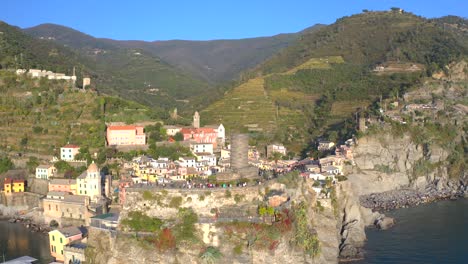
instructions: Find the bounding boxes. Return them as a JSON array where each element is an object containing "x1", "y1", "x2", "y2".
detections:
[
  {"x1": 61, "y1": 144, "x2": 80, "y2": 161},
  {"x1": 106, "y1": 125, "x2": 146, "y2": 146},
  {"x1": 164, "y1": 125, "x2": 182, "y2": 136},
  {"x1": 35, "y1": 164, "x2": 57, "y2": 180},
  {"x1": 317, "y1": 141, "x2": 336, "y2": 151},
  {"x1": 49, "y1": 179, "x2": 77, "y2": 194},
  {"x1": 3, "y1": 178, "x2": 26, "y2": 194},
  {"x1": 43, "y1": 191, "x2": 105, "y2": 227},
  {"x1": 64, "y1": 243, "x2": 87, "y2": 264},
  {"x1": 266, "y1": 144, "x2": 287, "y2": 158},
  {"x1": 49, "y1": 227, "x2": 85, "y2": 262},
  {"x1": 77, "y1": 162, "x2": 102, "y2": 202},
  {"x1": 190, "y1": 143, "x2": 214, "y2": 155},
  {"x1": 181, "y1": 127, "x2": 218, "y2": 148}
]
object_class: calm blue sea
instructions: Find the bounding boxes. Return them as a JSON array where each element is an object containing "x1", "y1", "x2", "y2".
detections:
[{"x1": 355, "y1": 198, "x2": 468, "y2": 264}]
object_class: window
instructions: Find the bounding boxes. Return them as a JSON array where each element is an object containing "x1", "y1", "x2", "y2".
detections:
[
  {"x1": 52, "y1": 235, "x2": 55, "y2": 241},
  {"x1": 56, "y1": 205, "x2": 58, "y2": 211},
  {"x1": 61, "y1": 250, "x2": 63, "y2": 255},
  {"x1": 60, "y1": 237, "x2": 62, "y2": 243},
  {"x1": 48, "y1": 204, "x2": 51, "y2": 211},
  {"x1": 51, "y1": 245, "x2": 53, "y2": 252}
]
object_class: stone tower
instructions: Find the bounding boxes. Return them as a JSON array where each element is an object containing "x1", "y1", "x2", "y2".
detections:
[
  {"x1": 230, "y1": 134, "x2": 249, "y2": 171},
  {"x1": 193, "y1": 111, "x2": 200, "y2": 128}
]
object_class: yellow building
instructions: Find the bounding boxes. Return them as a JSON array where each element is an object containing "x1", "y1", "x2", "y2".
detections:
[
  {"x1": 49, "y1": 227, "x2": 83, "y2": 262},
  {"x1": 3, "y1": 178, "x2": 25, "y2": 194}
]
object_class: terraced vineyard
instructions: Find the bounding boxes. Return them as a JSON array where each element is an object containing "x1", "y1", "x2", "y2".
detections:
[
  {"x1": 0, "y1": 71, "x2": 156, "y2": 155},
  {"x1": 202, "y1": 78, "x2": 277, "y2": 133}
]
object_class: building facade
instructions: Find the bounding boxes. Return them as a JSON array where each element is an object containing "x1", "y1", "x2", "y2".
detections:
[
  {"x1": 49, "y1": 227, "x2": 83, "y2": 262},
  {"x1": 48, "y1": 179, "x2": 77, "y2": 195},
  {"x1": 106, "y1": 125, "x2": 146, "y2": 146},
  {"x1": 77, "y1": 162, "x2": 102, "y2": 202},
  {"x1": 3, "y1": 178, "x2": 25, "y2": 194},
  {"x1": 61, "y1": 144, "x2": 80, "y2": 161},
  {"x1": 36, "y1": 165, "x2": 57, "y2": 180}
]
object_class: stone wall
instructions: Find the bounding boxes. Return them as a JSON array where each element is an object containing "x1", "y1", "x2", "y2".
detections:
[{"x1": 28, "y1": 177, "x2": 49, "y2": 195}]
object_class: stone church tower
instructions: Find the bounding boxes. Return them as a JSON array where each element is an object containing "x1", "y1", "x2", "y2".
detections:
[{"x1": 193, "y1": 111, "x2": 200, "y2": 128}]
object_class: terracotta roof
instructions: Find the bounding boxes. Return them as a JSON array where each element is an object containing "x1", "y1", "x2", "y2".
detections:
[
  {"x1": 87, "y1": 162, "x2": 99, "y2": 173},
  {"x1": 63, "y1": 144, "x2": 80, "y2": 148},
  {"x1": 4, "y1": 178, "x2": 25, "y2": 184},
  {"x1": 37, "y1": 164, "x2": 54, "y2": 169},
  {"x1": 180, "y1": 127, "x2": 216, "y2": 134},
  {"x1": 107, "y1": 125, "x2": 138, "y2": 131}
]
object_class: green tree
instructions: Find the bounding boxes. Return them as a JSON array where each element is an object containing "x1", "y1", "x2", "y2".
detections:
[
  {"x1": 173, "y1": 132, "x2": 184, "y2": 141},
  {"x1": 0, "y1": 156, "x2": 14, "y2": 173}
]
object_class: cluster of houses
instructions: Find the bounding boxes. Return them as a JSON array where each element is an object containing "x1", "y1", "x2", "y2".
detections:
[
  {"x1": 43, "y1": 161, "x2": 112, "y2": 263},
  {"x1": 16, "y1": 68, "x2": 77, "y2": 81},
  {"x1": 0, "y1": 108, "x2": 361, "y2": 263}
]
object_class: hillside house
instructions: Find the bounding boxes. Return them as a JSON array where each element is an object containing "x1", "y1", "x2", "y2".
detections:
[
  {"x1": 36, "y1": 165, "x2": 57, "y2": 180},
  {"x1": 3, "y1": 178, "x2": 26, "y2": 194},
  {"x1": 266, "y1": 144, "x2": 287, "y2": 158},
  {"x1": 106, "y1": 125, "x2": 146, "y2": 146},
  {"x1": 61, "y1": 144, "x2": 80, "y2": 161},
  {"x1": 164, "y1": 125, "x2": 182, "y2": 136},
  {"x1": 318, "y1": 141, "x2": 335, "y2": 151}
]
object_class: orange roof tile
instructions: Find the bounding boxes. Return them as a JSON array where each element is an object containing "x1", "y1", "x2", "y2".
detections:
[
  {"x1": 63, "y1": 144, "x2": 80, "y2": 148},
  {"x1": 107, "y1": 125, "x2": 139, "y2": 131}
]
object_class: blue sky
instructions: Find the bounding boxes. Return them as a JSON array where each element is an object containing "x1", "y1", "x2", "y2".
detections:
[{"x1": 2, "y1": 0, "x2": 467, "y2": 41}]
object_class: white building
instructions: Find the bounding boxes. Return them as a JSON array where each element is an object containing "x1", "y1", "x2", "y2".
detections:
[
  {"x1": 61, "y1": 144, "x2": 80, "y2": 161},
  {"x1": 164, "y1": 125, "x2": 182, "y2": 136},
  {"x1": 36, "y1": 165, "x2": 57, "y2": 180},
  {"x1": 190, "y1": 143, "x2": 214, "y2": 155},
  {"x1": 178, "y1": 157, "x2": 196, "y2": 168},
  {"x1": 77, "y1": 162, "x2": 102, "y2": 202},
  {"x1": 266, "y1": 144, "x2": 287, "y2": 158}
]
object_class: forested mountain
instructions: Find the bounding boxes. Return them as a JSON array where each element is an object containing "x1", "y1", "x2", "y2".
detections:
[{"x1": 24, "y1": 24, "x2": 324, "y2": 83}]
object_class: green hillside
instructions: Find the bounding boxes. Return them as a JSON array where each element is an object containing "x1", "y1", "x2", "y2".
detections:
[
  {"x1": 24, "y1": 24, "x2": 326, "y2": 84},
  {"x1": 203, "y1": 11, "x2": 467, "y2": 154},
  {"x1": 22, "y1": 23, "x2": 212, "y2": 112},
  {"x1": 0, "y1": 71, "x2": 157, "y2": 155}
]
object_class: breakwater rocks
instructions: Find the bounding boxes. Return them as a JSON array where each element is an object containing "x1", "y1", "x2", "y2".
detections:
[
  {"x1": 8, "y1": 217, "x2": 51, "y2": 234},
  {"x1": 360, "y1": 184, "x2": 466, "y2": 211}
]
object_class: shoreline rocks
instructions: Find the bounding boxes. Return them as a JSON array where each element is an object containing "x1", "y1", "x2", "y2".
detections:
[
  {"x1": 359, "y1": 184, "x2": 465, "y2": 211},
  {"x1": 7, "y1": 216, "x2": 50, "y2": 234}
]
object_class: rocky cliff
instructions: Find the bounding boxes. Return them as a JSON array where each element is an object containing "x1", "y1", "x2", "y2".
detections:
[{"x1": 86, "y1": 178, "x2": 343, "y2": 264}]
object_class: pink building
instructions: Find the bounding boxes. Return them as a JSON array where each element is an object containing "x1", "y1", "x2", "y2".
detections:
[
  {"x1": 107, "y1": 125, "x2": 146, "y2": 146},
  {"x1": 181, "y1": 128, "x2": 218, "y2": 148},
  {"x1": 48, "y1": 179, "x2": 77, "y2": 195}
]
